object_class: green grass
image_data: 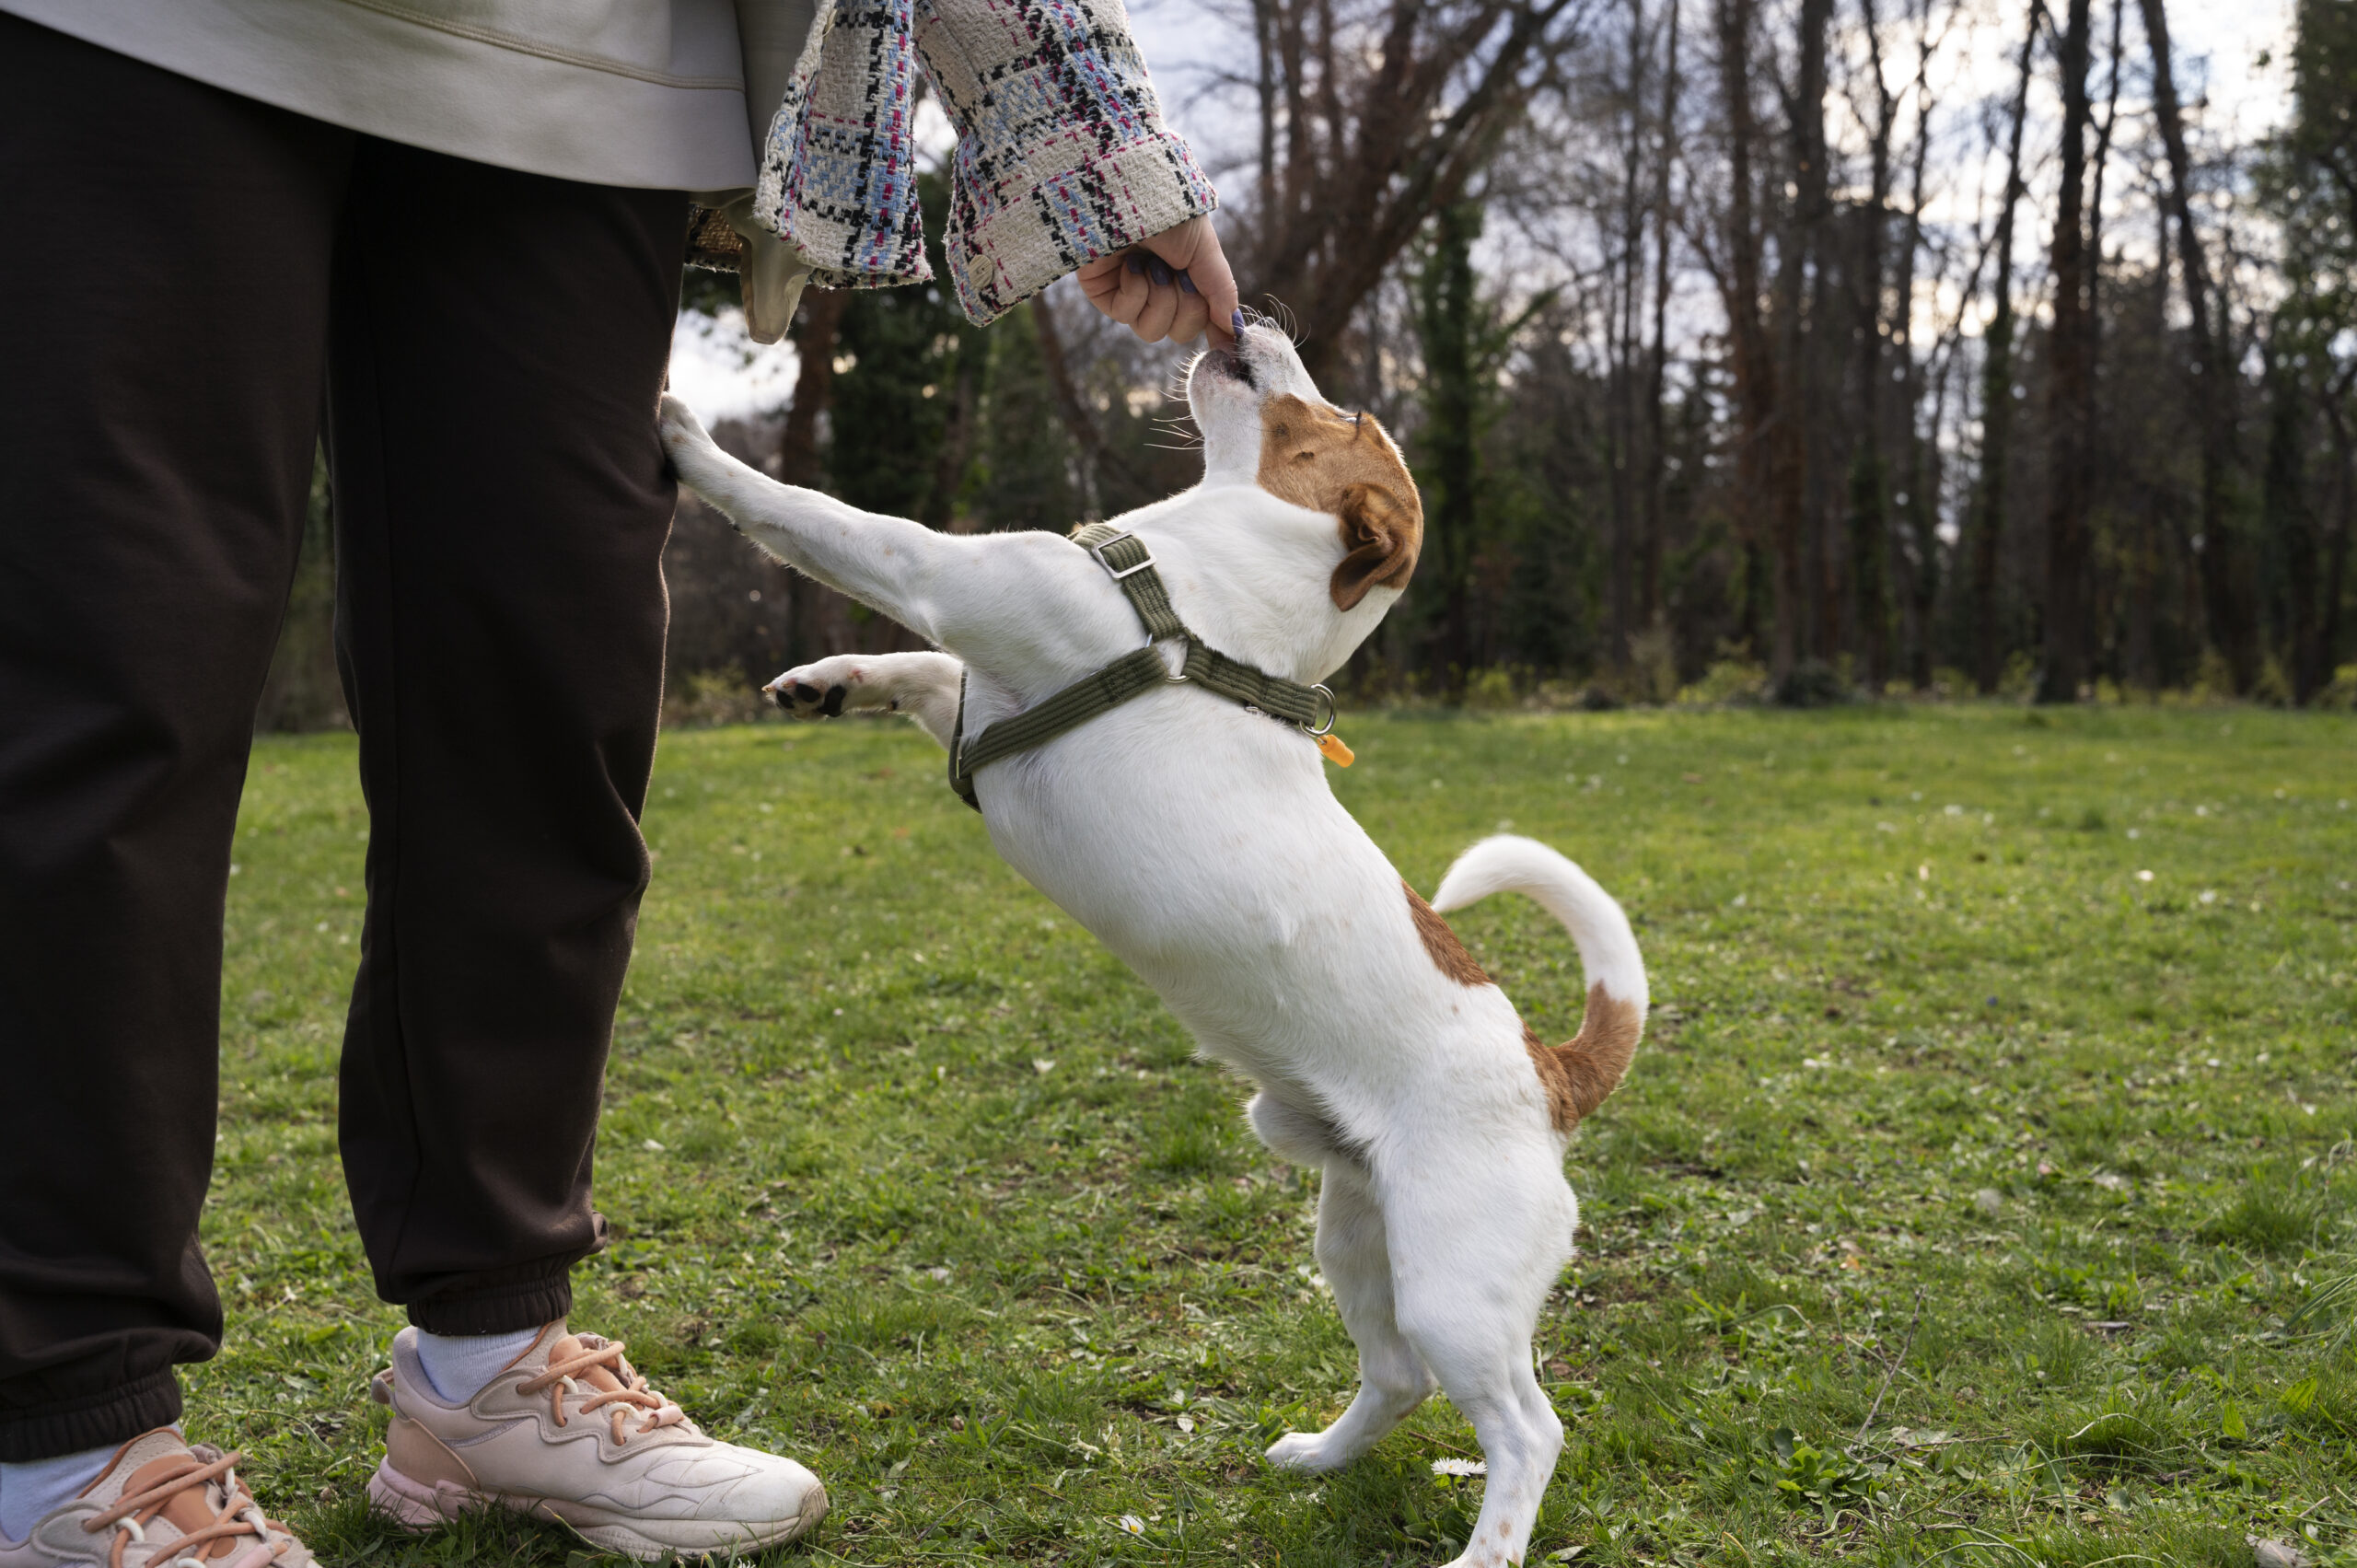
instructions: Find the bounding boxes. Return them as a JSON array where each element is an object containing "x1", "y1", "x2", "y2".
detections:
[{"x1": 200, "y1": 704, "x2": 2356, "y2": 1566}]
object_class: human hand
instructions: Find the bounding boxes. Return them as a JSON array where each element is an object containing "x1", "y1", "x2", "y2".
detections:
[{"x1": 1076, "y1": 215, "x2": 1240, "y2": 347}]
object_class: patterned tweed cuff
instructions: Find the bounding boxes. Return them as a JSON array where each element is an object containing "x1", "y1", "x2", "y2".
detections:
[
  {"x1": 750, "y1": 0, "x2": 1218, "y2": 327},
  {"x1": 947, "y1": 127, "x2": 1214, "y2": 325}
]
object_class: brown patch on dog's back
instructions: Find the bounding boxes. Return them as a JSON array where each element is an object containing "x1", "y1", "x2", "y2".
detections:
[
  {"x1": 1403, "y1": 880, "x2": 1489, "y2": 987},
  {"x1": 1524, "y1": 985, "x2": 1644, "y2": 1132},
  {"x1": 1258, "y1": 395, "x2": 1423, "y2": 609}
]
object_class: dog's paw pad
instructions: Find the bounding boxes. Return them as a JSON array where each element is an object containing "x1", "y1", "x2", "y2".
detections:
[{"x1": 767, "y1": 661, "x2": 865, "y2": 720}]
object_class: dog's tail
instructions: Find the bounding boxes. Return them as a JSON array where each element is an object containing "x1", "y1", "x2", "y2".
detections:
[{"x1": 1433, "y1": 836, "x2": 1646, "y2": 1128}]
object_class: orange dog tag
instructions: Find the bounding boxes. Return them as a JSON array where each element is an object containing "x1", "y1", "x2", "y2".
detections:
[{"x1": 1316, "y1": 732, "x2": 1354, "y2": 767}]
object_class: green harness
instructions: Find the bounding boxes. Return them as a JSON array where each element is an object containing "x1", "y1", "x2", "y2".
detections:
[{"x1": 946, "y1": 522, "x2": 1340, "y2": 809}]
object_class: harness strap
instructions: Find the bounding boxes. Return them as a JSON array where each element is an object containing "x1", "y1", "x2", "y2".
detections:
[
  {"x1": 1178, "y1": 640, "x2": 1326, "y2": 728},
  {"x1": 948, "y1": 646, "x2": 1172, "y2": 804},
  {"x1": 947, "y1": 523, "x2": 1335, "y2": 809},
  {"x1": 1074, "y1": 523, "x2": 1187, "y2": 641}
]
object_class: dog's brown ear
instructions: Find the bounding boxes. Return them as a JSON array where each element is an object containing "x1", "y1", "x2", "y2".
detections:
[{"x1": 1329, "y1": 482, "x2": 1422, "y2": 610}]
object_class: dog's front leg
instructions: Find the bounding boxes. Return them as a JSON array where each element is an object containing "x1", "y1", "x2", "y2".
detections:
[
  {"x1": 766, "y1": 652, "x2": 963, "y2": 750},
  {"x1": 661, "y1": 396, "x2": 970, "y2": 645}
]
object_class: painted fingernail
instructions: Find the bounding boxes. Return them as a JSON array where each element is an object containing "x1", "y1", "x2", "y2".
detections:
[
  {"x1": 1126, "y1": 253, "x2": 1147, "y2": 274},
  {"x1": 1148, "y1": 257, "x2": 1174, "y2": 286},
  {"x1": 1178, "y1": 272, "x2": 1199, "y2": 295},
  {"x1": 1231, "y1": 308, "x2": 1245, "y2": 334}
]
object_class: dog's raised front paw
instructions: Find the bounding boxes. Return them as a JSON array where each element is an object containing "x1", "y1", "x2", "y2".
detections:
[
  {"x1": 656, "y1": 392, "x2": 709, "y2": 447},
  {"x1": 1263, "y1": 1431, "x2": 1353, "y2": 1474},
  {"x1": 656, "y1": 393, "x2": 730, "y2": 494},
  {"x1": 763, "y1": 656, "x2": 870, "y2": 720}
]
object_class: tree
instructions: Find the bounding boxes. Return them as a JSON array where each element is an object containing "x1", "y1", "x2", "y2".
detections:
[
  {"x1": 1772, "y1": 0, "x2": 1833, "y2": 679},
  {"x1": 969, "y1": 308, "x2": 1081, "y2": 536},
  {"x1": 1641, "y1": 0, "x2": 1684, "y2": 640},
  {"x1": 2141, "y1": 0, "x2": 2257, "y2": 690},
  {"x1": 1701, "y1": 0, "x2": 1786, "y2": 669},
  {"x1": 1413, "y1": 203, "x2": 1491, "y2": 678},
  {"x1": 2264, "y1": 0, "x2": 2357, "y2": 696},
  {"x1": 1844, "y1": 0, "x2": 1906, "y2": 689},
  {"x1": 2038, "y1": 0, "x2": 2096, "y2": 702},
  {"x1": 1237, "y1": 0, "x2": 1590, "y2": 382},
  {"x1": 1966, "y1": 2, "x2": 2038, "y2": 692}
]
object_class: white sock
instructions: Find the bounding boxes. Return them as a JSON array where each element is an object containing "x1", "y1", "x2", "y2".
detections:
[
  {"x1": 412, "y1": 1327, "x2": 541, "y2": 1402},
  {"x1": 0, "y1": 1438, "x2": 132, "y2": 1542}
]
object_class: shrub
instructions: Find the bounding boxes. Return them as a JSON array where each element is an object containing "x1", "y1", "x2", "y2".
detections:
[
  {"x1": 1678, "y1": 657, "x2": 1770, "y2": 706},
  {"x1": 1463, "y1": 666, "x2": 1519, "y2": 710},
  {"x1": 1774, "y1": 659, "x2": 1849, "y2": 708}
]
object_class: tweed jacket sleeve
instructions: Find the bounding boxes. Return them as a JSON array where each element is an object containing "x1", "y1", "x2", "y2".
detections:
[{"x1": 749, "y1": 0, "x2": 1216, "y2": 326}]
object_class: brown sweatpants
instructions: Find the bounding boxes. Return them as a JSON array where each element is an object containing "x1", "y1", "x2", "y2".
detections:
[{"x1": 0, "y1": 15, "x2": 688, "y2": 1460}]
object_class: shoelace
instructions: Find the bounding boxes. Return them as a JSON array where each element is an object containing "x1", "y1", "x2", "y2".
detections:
[
  {"x1": 515, "y1": 1339, "x2": 691, "y2": 1446},
  {"x1": 82, "y1": 1450, "x2": 289, "y2": 1568}
]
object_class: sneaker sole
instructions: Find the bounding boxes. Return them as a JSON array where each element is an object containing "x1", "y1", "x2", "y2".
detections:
[{"x1": 366, "y1": 1458, "x2": 827, "y2": 1562}]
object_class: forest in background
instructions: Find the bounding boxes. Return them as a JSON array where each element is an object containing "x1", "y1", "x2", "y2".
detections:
[{"x1": 262, "y1": 0, "x2": 2357, "y2": 730}]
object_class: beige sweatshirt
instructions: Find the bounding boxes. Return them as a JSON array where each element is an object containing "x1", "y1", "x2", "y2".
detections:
[{"x1": 0, "y1": 0, "x2": 816, "y2": 195}]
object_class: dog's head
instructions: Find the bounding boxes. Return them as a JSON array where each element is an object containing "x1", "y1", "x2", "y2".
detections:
[{"x1": 1186, "y1": 321, "x2": 1423, "y2": 611}]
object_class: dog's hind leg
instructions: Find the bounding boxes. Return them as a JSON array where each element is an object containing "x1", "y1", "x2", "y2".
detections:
[
  {"x1": 1380, "y1": 1142, "x2": 1574, "y2": 1568},
  {"x1": 1249, "y1": 1096, "x2": 1435, "y2": 1472},
  {"x1": 1265, "y1": 1160, "x2": 1436, "y2": 1471}
]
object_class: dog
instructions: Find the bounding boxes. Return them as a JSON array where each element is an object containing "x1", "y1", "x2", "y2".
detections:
[{"x1": 656, "y1": 320, "x2": 1646, "y2": 1568}]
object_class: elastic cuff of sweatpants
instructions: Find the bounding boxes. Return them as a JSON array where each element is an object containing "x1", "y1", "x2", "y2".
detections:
[
  {"x1": 406, "y1": 1272, "x2": 575, "y2": 1336},
  {"x1": 0, "y1": 1368, "x2": 181, "y2": 1463},
  {"x1": 396, "y1": 1214, "x2": 607, "y2": 1335}
]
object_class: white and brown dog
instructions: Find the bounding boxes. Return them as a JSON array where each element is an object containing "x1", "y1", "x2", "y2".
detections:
[{"x1": 657, "y1": 321, "x2": 1644, "y2": 1568}]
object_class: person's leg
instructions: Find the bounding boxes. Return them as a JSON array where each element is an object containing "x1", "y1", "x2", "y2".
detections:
[
  {"x1": 326, "y1": 138, "x2": 682, "y2": 1335},
  {"x1": 0, "y1": 14, "x2": 348, "y2": 1466},
  {"x1": 335, "y1": 150, "x2": 830, "y2": 1556}
]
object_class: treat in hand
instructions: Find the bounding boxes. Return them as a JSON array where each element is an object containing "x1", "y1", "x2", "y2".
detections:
[{"x1": 1077, "y1": 215, "x2": 1239, "y2": 347}]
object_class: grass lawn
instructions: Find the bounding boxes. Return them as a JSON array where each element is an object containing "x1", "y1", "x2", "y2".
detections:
[{"x1": 201, "y1": 704, "x2": 2355, "y2": 1567}]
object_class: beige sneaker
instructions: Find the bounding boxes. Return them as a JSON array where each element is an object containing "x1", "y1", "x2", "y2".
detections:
[
  {"x1": 366, "y1": 1322, "x2": 826, "y2": 1562},
  {"x1": 0, "y1": 1427, "x2": 315, "y2": 1567}
]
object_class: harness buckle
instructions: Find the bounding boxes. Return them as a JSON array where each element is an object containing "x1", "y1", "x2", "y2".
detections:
[
  {"x1": 1087, "y1": 530, "x2": 1158, "y2": 581},
  {"x1": 1306, "y1": 684, "x2": 1338, "y2": 736}
]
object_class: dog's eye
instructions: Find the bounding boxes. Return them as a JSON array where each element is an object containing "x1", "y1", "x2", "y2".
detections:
[{"x1": 1295, "y1": 450, "x2": 1317, "y2": 462}]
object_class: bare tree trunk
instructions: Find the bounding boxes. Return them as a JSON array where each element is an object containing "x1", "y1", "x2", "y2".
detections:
[
  {"x1": 1847, "y1": 0, "x2": 1901, "y2": 690},
  {"x1": 2325, "y1": 369, "x2": 2357, "y2": 691},
  {"x1": 1713, "y1": 0, "x2": 1782, "y2": 664},
  {"x1": 1642, "y1": 0, "x2": 1682, "y2": 639},
  {"x1": 775, "y1": 292, "x2": 842, "y2": 488},
  {"x1": 2123, "y1": 188, "x2": 2166, "y2": 689},
  {"x1": 1767, "y1": 0, "x2": 1831, "y2": 680},
  {"x1": 2140, "y1": 0, "x2": 2254, "y2": 689},
  {"x1": 2080, "y1": 0, "x2": 2121, "y2": 680},
  {"x1": 1968, "y1": 4, "x2": 2038, "y2": 692},
  {"x1": 2038, "y1": 0, "x2": 2095, "y2": 703},
  {"x1": 1607, "y1": 0, "x2": 1650, "y2": 669},
  {"x1": 2267, "y1": 344, "x2": 2319, "y2": 702},
  {"x1": 1893, "y1": 0, "x2": 1938, "y2": 688},
  {"x1": 1253, "y1": 0, "x2": 1279, "y2": 215},
  {"x1": 774, "y1": 290, "x2": 847, "y2": 662}
]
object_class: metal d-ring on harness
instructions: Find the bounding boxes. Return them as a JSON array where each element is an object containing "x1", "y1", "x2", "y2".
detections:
[{"x1": 946, "y1": 521, "x2": 1341, "y2": 809}]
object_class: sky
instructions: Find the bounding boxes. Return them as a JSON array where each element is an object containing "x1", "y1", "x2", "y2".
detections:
[
  {"x1": 670, "y1": 305, "x2": 802, "y2": 427},
  {"x1": 672, "y1": 0, "x2": 2296, "y2": 426}
]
